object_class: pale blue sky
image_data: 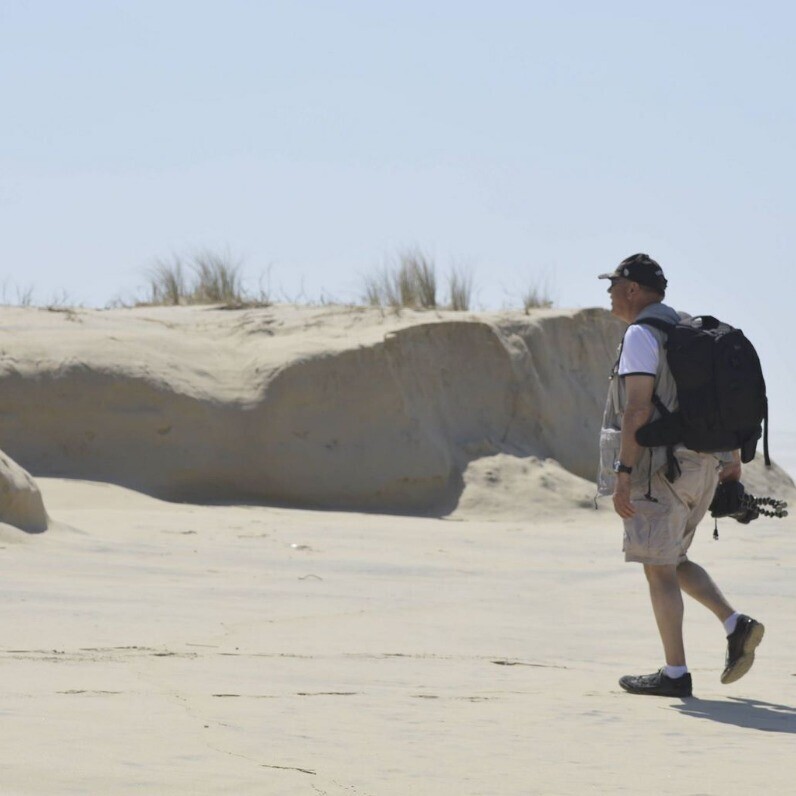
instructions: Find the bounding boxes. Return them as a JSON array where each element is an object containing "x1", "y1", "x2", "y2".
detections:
[{"x1": 2, "y1": 1, "x2": 795, "y2": 432}]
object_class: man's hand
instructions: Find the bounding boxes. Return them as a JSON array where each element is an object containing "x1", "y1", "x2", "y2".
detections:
[{"x1": 612, "y1": 473, "x2": 636, "y2": 519}]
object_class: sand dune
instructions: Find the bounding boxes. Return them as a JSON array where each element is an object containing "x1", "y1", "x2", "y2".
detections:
[
  {"x1": 2, "y1": 303, "x2": 790, "y2": 522},
  {"x1": 0, "y1": 304, "x2": 625, "y2": 511},
  {"x1": 0, "y1": 449, "x2": 48, "y2": 540}
]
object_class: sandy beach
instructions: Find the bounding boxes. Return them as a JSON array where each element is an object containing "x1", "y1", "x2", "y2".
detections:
[{"x1": 2, "y1": 304, "x2": 794, "y2": 794}]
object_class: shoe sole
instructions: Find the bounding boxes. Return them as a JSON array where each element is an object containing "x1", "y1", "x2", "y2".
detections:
[
  {"x1": 721, "y1": 621, "x2": 765, "y2": 684},
  {"x1": 619, "y1": 686, "x2": 692, "y2": 697}
]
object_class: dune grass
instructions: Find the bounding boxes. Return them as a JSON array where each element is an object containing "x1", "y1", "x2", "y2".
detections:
[
  {"x1": 1, "y1": 280, "x2": 35, "y2": 307},
  {"x1": 362, "y1": 250, "x2": 552, "y2": 313},
  {"x1": 363, "y1": 251, "x2": 485, "y2": 312},
  {"x1": 0, "y1": 247, "x2": 553, "y2": 313},
  {"x1": 143, "y1": 250, "x2": 270, "y2": 308},
  {"x1": 147, "y1": 258, "x2": 187, "y2": 305},
  {"x1": 448, "y1": 265, "x2": 474, "y2": 311},
  {"x1": 363, "y1": 249, "x2": 439, "y2": 310},
  {"x1": 521, "y1": 281, "x2": 553, "y2": 313}
]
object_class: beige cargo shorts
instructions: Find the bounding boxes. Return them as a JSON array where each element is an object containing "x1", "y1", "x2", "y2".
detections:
[{"x1": 623, "y1": 450, "x2": 720, "y2": 566}]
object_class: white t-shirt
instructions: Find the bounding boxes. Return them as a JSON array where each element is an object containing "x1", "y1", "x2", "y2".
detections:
[{"x1": 618, "y1": 324, "x2": 659, "y2": 377}]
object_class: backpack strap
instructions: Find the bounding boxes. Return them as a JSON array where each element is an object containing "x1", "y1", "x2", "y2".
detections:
[
  {"x1": 763, "y1": 397, "x2": 771, "y2": 466},
  {"x1": 650, "y1": 394, "x2": 682, "y2": 484},
  {"x1": 631, "y1": 316, "x2": 676, "y2": 335}
]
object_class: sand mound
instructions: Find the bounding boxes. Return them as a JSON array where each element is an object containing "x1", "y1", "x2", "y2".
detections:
[
  {"x1": 737, "y1": 454, "x2": 794, "y2": 504},
  {"x1": 0, "y1": 304, "x2": 791, "y2": 515},
  {"x1": 449, "y1": 454, "x2": 598, "y2": 520},
  {"x1": 0, "y1": 448, "x2": 48, "y2": 536}
]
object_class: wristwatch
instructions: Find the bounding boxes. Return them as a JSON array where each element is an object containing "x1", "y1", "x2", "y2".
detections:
[{"x1": 613, "y1": 460, "x2": 633, "y2": 475}]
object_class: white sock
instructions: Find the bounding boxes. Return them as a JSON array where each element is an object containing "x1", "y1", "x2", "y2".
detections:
[
  {"x1": 724, "y1": 611, "x2": 741, "y2": 636},
  {"x1": 664, "y1": 664, "x2": 688, "y2": 679}
]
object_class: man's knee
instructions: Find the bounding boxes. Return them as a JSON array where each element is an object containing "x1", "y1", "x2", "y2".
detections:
[{"x1": 643, "y1": 563, "x2": 678, "y2": 585}]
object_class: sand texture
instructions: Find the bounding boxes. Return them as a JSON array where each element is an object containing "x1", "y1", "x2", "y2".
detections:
[
  {"x1": 2, "y1": 304, "x2": 794, "y2": 794},
  {"x1": 3, "y1": 479, "x2": 796, "y2": 795}
]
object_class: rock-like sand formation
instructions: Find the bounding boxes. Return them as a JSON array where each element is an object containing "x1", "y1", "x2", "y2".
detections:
[
  {"x1": 0, "y1": 304, "x2": 790, "y2": 515},
  {"x1": 0, "y1": 449, "x2": 48, "y2": 536}
]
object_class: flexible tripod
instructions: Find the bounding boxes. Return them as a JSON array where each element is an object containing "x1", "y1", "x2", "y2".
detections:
[
  {"x1": 709, "y1": 480, "x2": 788, "y2": 538},
  {"x1": 735, "y1": 492, "x2": 788, "y2": 521}
]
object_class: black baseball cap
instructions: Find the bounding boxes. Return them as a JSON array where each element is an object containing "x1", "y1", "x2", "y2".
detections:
[{"x1": 598, "y1": 253, "x2": 668, "y2": 295}]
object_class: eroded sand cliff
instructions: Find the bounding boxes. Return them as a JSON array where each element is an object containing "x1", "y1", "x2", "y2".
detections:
[{"x1": 0, "y1": 304, "x2": 788, "y2": 516}]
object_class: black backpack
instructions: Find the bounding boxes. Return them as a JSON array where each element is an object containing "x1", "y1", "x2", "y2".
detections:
[{"x1": 632, "y1": 315, "x2": 769, "y2": 467}]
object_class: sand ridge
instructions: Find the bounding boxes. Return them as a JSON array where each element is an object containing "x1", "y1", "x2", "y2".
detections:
[
  {"x1": 2, "y1": 303, "x2": 790, "y2": 523},
  {"x1": 0, "y1": 304, "x2": 627, "y2": 512}
]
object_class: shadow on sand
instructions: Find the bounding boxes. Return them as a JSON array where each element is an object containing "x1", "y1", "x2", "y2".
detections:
[{"x1": 674, "y1": 697, "x2": 796, "y2": 733}]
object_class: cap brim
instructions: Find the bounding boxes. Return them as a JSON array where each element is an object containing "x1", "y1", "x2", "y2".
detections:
[{"x1": 597, "y1": 272, "x2": 614, "y2": 279}]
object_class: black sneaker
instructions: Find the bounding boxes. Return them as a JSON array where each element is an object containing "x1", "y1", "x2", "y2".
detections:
[
  {"x1": 721, "y1": 615, "x2": 765, "y2": 684},
  {"x1": 619, "y1": 668, "x2": 692, "y2": 697}
]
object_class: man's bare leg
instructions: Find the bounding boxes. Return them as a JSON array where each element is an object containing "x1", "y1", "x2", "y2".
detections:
[
  {"x1": 644, "y1": 564, "x2": 686, "y2": 666},
  {"x1": 676, "y1": 560, "x2": 734, "y2": 622},
  {"x1": 677, "y1": 559, "x2": 764, "y2": 684}
]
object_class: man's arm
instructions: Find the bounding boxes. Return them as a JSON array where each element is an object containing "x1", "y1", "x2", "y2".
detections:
[
  {"x1": 719, "y1": 449, "x2": 742, "y2": 483},
  {"x1": 613, "y1": 374, "x2": 655, "y2": 519}
]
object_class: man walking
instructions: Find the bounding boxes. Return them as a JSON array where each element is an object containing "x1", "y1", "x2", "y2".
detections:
[{"x1": 598, "y1": 253, "x2": 764, "y2": 697}]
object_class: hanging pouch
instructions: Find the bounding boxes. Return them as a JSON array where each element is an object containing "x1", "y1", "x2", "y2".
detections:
[
  {"x1": 636, "y1": 413, "x2": 683, "y2": 448},
  {"x1": 597, "y1": 427, "x2": 622, "y2": 496}
]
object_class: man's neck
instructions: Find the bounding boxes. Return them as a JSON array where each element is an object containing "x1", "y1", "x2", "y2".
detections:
[{"x1": 628, "y1": 298, "x2": 662, "y2": 323}]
